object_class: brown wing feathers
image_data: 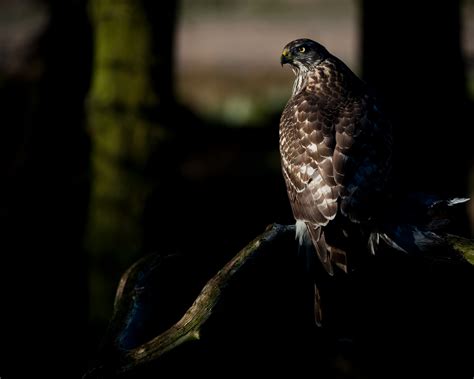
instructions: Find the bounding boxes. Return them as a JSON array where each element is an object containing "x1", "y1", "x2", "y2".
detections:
[
  {"x1": 280, "y1": 91, "x2": 342, "y2": 274},
  {"x1": 280, "y1": 48, "x2": 391, "y2": 275}
]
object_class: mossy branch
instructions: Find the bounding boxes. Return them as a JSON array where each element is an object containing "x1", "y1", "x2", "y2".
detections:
[
  {"x1": 118, "y1": 223, "x2": 294, "y2": 373},
  {"x1": 84, "y1": 224, "x2": 474, "y2": 378},
  {"x1": 83, "y1": 223, "x2": 295, "y2": 378},
  {"x1": 447, "y1": 234, "x2": 474, "y2": 265}
]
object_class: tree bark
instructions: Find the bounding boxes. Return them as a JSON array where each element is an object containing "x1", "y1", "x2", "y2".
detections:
[
  {"x1": 86, "y1": 0, "x2": 177, "y2": 327},
  {"x1": 0, "y1": 1, "x2": 92, "y2": 377},
  {"x1": 361, "y1": 1, "x2": 470, "y2": 199}
]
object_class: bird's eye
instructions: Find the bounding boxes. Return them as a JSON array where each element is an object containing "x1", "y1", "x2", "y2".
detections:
[{"x1": 298, "y1": 47, "x2": 306, "y2": 53}]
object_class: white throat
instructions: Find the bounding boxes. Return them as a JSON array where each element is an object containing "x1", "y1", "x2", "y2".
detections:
[{"x1": 291, "y1": 65, "x2": 309, "y2": 96}]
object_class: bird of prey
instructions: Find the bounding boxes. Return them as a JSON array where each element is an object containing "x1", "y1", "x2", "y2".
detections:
[
  {"x1": 279, "y1": 38, "x2": 469, "y2": 326},
  {"x1": 279, "y1": 38, "x2": 393, "y2": 276}
]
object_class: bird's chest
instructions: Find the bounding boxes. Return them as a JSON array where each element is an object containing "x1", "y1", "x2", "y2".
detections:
[
  {"x1": 279, "y1": 103, "x2": 306, "y2": 161},
  {"x1": 279, "y1": 94, "x2": 340, "y2": 155}
]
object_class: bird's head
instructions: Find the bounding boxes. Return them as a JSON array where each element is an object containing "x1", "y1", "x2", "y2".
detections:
[{"x1": 280, "y1": 38, "x2": 329, "y2": 71}]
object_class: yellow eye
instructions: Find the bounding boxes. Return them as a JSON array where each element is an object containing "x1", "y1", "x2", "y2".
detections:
[{"x1": 298, "y1": 47, "x2": 306, "y2": 53}]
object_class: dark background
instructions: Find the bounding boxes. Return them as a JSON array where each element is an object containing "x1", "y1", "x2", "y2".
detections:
[{"x1": 0, "y1": 0, "x2": 472, "y2": 378}]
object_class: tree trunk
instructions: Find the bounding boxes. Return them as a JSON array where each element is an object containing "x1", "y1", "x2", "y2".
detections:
[
  {"x1": 85, "y1": 0, "x2": 177, "y2": 333},
  {"x1": 0, "y1": 0, "x2": 92, "y2": 377},
  {"x1": 361, "y1": 1, "x2": 470, "y2": 199}
]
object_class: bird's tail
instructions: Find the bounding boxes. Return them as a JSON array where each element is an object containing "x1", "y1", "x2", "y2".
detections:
[
  {"x1": 297, "y1": 220, "x2": 349, "y2": 276},
  {"x1": 295, "y1": 221, "x2": 329, "y2": 327},
  {"x1": 369, "y1": 195, "x2": 469, "y2": 254}
]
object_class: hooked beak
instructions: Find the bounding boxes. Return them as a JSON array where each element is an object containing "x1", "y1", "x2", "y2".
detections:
[{"x1": 280, "y1": 49, "x2": 292, "y2": 66}]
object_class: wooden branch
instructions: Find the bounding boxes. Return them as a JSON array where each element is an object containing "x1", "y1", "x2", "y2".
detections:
[
  {"x1": 118, "y1": 223, "x2": 293, "y2": 372},
  {"x1": 83, "y1": 223, "x2": 295, "y2": 378},
  {"x1": 84, "y1": 223, "x2": 474, "y2": 378}
]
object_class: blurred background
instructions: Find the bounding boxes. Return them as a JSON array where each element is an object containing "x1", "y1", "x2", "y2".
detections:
[{"x1": 0, "y1": 0, "x2": 472, "y2": 377}]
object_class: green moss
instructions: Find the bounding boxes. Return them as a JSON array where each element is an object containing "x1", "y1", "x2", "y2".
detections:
[{"x1": 448, "y1": 235, "x2": 474, "y2": 265}]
